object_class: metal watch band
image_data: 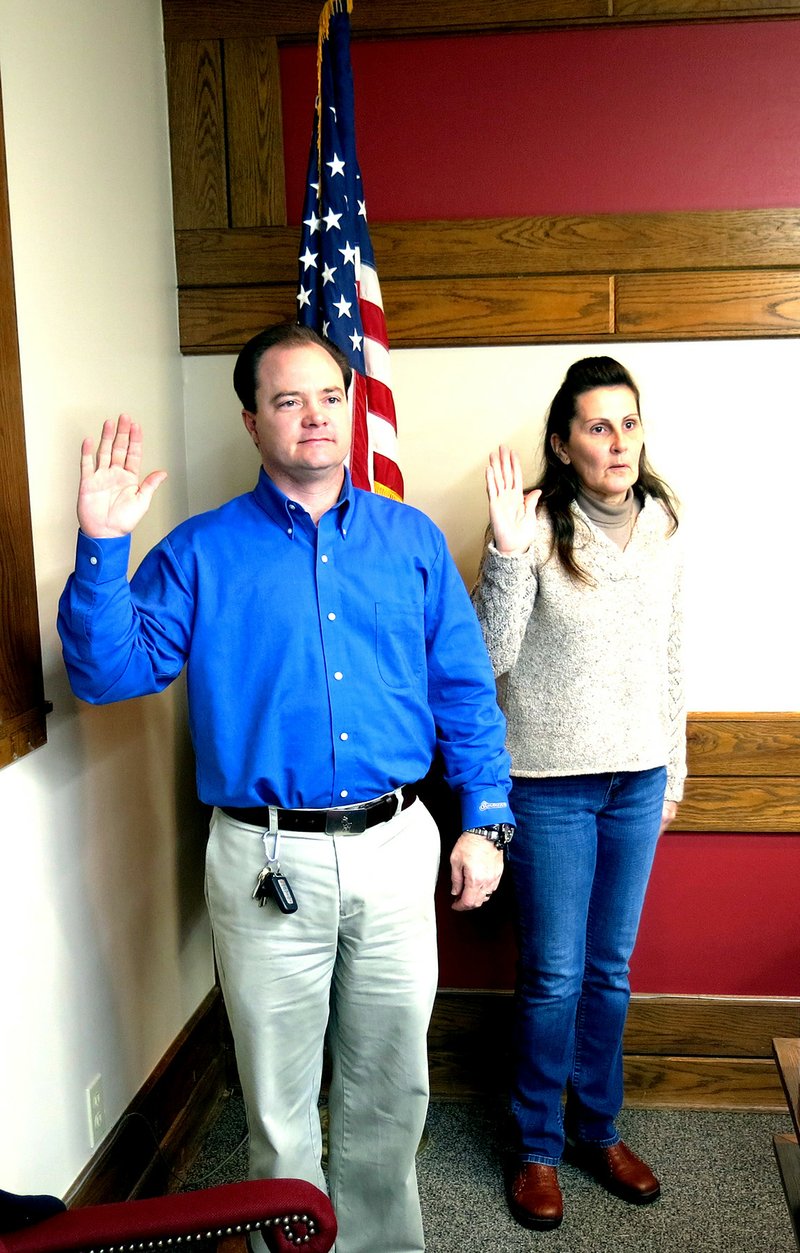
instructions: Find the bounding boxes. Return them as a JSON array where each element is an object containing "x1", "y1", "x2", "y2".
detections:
[{"x1": 464, "y1": 823, "x2": 514, "y2": 849}]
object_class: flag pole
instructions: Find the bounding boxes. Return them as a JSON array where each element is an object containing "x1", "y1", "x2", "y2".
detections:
[{"x1": 296, "y1": 0, "x2": 404, "y2": 500}]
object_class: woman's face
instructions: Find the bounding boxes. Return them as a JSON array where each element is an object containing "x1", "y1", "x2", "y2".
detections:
[{"x1": 551, "y1": 385, "x2": 644, "y2": 504}]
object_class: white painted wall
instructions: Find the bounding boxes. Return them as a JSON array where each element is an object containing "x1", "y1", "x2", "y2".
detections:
[
  {"x1": 0, "y1": 1, "x2": 214, "y2": 1194},
  {"x1": 186, "y1": 337, "x2": 800, "y2": 713}
]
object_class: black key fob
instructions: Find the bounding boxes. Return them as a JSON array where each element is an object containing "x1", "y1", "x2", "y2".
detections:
[{"x1": 268, "y1": 871, "x2": 298, "y2": 914}]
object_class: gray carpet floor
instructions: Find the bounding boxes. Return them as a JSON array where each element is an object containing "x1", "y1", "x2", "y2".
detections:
[{"x1": 181, "y1": 1090, "x2": 796, "y2": 1252}]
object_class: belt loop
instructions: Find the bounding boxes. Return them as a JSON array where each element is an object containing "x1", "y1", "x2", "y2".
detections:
[{"x1": 268, "y1": 805, "x2": 279, "y2": 836}]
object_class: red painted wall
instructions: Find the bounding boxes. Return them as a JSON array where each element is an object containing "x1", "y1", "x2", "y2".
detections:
[
  {"x1": 281, "y1": 21, "x2": 800, "y2": 219},
  {"x1": 433, "y1": 832, "x2": 800, "y2": 996},
  {"x1": 281, "y1": 21, "x2": 800, "y2": 995}
]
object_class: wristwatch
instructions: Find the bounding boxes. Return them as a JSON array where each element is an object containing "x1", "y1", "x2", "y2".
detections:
[{"x1": 465, "y1": 823, "x2": 515, "y2": 850}]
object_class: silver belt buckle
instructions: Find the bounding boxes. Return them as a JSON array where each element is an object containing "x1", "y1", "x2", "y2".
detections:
[{"x1": 325, "y1": 805, "x2": 367, "y2": 835}]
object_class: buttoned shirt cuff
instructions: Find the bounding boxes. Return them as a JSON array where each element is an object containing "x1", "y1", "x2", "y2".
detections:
[
  {"x1": 75, "y1": 531, "x2": 132, "y2": 583},
  {"x1": 460, "y1": 792, "x2": 515, "y2": 831}
]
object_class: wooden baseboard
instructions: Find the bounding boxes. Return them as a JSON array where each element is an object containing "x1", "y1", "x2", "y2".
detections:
[
  {"x1": 66, "y1": 988, "x2": 234, "y2": 1205},
  {"x1": 428, "y1": 990, "x2": 800, "y2": 1110},
  {"x1": 66, "y1": 985, "x2": 797, "y2": 1205}
]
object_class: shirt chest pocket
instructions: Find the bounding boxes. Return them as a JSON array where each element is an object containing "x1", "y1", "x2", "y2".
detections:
[{"x1": 375, "y1": 601, "x2": 426, "y2": 690}]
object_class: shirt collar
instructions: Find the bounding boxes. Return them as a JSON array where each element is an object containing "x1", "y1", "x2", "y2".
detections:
[{"x1": 252, "y1": 466, "x2": 354, "y2": 538}]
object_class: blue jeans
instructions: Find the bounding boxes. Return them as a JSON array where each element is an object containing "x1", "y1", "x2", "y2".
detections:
[{"x1": 508, "y1": 768, "x2": 666, "y2": 1164}]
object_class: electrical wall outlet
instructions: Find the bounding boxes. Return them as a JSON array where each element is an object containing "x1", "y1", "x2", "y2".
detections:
[{"x1": 86, "y1": 1074, "x2": 106, "y2": 1149}]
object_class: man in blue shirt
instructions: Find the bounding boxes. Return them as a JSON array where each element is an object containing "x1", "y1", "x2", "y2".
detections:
[{"x1": 59, "y1": 323, "x2": 514, "y2": 1253}]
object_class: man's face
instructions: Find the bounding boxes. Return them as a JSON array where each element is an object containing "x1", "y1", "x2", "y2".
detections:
[{"x1": 242, "y1": 342, "x2": 351, "y2": 486}]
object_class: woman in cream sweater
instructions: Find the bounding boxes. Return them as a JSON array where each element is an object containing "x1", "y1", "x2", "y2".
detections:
[{"x1": 472, "y1": 356, "x2": 685, "y2": 1233}]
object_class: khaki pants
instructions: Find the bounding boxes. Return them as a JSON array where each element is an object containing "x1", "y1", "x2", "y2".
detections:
[{"x1": 205, "y1": 798, "x2": 440, "y2": 1253}]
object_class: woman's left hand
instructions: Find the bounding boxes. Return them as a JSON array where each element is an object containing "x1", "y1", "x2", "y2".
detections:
[{"x1": 659, "y1": 801, "x2": 678, "y2": 835}]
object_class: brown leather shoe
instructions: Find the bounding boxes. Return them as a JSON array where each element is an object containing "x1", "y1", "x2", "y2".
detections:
[
  {"x1": 508, "y1": 1162, "x2": 563, "y2": 1230},
  {"x1": 565, "y1": 1138, "x2": 660, "y2": 1204}
]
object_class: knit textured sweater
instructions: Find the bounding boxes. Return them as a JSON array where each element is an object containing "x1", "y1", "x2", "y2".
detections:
[{"x1": 472, "y1": 495, "x2": 686, "y2": 801}]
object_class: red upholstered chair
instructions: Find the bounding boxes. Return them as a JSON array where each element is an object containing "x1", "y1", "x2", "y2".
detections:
[{"x1": 0, "y1": 1179, "x2": 336, "y2": 1253}]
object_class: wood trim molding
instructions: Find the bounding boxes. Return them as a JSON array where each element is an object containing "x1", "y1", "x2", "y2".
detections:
[
  {"x1": 0, "y1": 77, "x2": 48, "y2": 768},
  {"x1": 176, "y1": 210, "x2": 800, "y2": 284},
  {"x1": 162, "y1": 0, "x2": 800, "y2": 42},
  {"x1": 429, "y1": 989, "x2": 800, "y2": 1107},
  {"x1": 173, "y1": 210, "x2": 800, "y2": 352},
  {"x1": 687, "y1": 714, "x2": 800, "y2": 776},
  {"x1": 681, "y1": 713, "x2": 800, "y2": 833}
]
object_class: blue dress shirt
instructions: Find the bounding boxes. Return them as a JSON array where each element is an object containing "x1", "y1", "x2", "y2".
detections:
[{"x1": 58, "y1": 469, "x2": 513, "y2": 829}]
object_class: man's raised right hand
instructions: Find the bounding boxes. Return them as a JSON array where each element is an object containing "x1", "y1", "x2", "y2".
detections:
[{"x1": 78, "y1": 414, "x2": 167, "y2": 539}]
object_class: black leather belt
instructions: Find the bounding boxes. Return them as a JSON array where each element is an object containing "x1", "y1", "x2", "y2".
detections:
[{"x1": 220, "y1": 784, "x2": 417, "y2": 834}]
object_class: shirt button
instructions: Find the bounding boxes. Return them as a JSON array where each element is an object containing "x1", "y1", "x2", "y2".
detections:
[
  {"x1": 321, "y1": 554, "x2": 329, "y2": 563},
  {"x1": 339, "y1": 732, "x2": 349, "y2": 741},
  {"x1": 334, "y1": 671, "x2": 343, "y2": 680},
  {"x1": 340, "y1": 790, "x2": 349, "y2": 798},
  {"x1": 287, "y1": 528, "x2": 293, "y2": 535},
  {"x1": 288, "y1": 503, "x2": 296, "y2": 511},
  {"x1": 328, "y1": 612, "x2": 336, "y2": 621},
  {"x1": 89, "y1": 556, "x2": 98, "y2": 565}
]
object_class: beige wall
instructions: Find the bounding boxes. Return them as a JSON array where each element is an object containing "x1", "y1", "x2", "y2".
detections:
[
  {"x1": 0, "y1": 0, "x2": 214, "y2": 1194},
  {"x1": 187, "y1": 337, "x2": 800, "y2": 714}
]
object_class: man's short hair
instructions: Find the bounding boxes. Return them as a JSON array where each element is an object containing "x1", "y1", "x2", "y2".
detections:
[{"x1": 233, "y1": 322, "x2": 353, "y2": 413}]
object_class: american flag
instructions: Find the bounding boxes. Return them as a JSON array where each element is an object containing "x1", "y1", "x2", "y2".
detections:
[{"x1": 296, "y1": 0, "x2": 403, "y2": 501}]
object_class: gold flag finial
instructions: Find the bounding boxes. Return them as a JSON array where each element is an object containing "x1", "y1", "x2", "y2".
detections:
[{"x1": 315, "y1": 0, "x2": 354, "y2": 195}]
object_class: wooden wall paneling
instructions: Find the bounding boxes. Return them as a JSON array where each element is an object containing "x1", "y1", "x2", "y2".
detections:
[
  {"x1": 176, "y1": 226, "x2": 299, "y2": 286},
  {"x1": 631, "y1": 996, "x2": 800, "y2": 1056},
  {"x1": 366, "y1": 210, "x2": 800, "y2": 279},
  {"x1": 161, "y1": 0, "x2": 800, "y2": 41},
  {"x1": 681, "y1": 714, "x2": 800, "y2": 833},
  {"x1": 615, "y1": 0, "x2": 800, "y2": 15},
  {"x1": 616, "y1": 271, "x2": 800, "y2": 338},
  {"x1": 174, "y1": 212, "x2": 800, "y2": 351},
  {"x1": 175, "y1": 210, "x2": 800, "y2": 287},
  {"x1": 679, "y1": 778, "x2": 800, "y2": 833},
  {"x1": 621, "y1": 1055, "x2": 783, "y2": 1108},
  {"x1": 224, "y1": 38, "x2": 287, "y2": 227},
  {"x1": 179, "y1": 285, "x2": 297, "y2": 350},
  {"x1": 427, "y1": 990, "x2": 796, "y2": 1105},
  {"x1": 162, "y1": 1, "x2": 615, "y2": 43},
  {"x1": 687, "y1": 714, "x2": 800, "y2": 777},
  {"x1": 177, "y1": 268, "x2": 800, "y2": 351},
  {"x1": 178, "y1": 275, "x2": 614, "y2": 351},
  {"x1": 372, "y1": 275, "x2": 613, "y2": 345},
  {"x1": 165, "y1": 40, "x2": 228, "y2": 230}
]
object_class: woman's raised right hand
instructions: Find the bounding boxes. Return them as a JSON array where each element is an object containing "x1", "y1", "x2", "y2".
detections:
[{"x1": 486, "y1": 445, "x2": 541, "y2": 556}]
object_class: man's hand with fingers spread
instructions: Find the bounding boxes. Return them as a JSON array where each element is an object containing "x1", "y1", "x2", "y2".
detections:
[{"x1": 78, "y1": 414, "x2": 167, "y2": 539}]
